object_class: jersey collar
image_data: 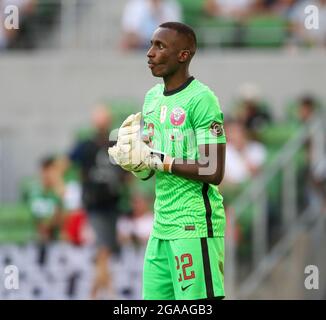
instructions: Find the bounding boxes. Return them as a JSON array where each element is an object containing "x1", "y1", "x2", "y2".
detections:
[{"x1": 163, "y1": 76, "x2": 195, "y2": 96}]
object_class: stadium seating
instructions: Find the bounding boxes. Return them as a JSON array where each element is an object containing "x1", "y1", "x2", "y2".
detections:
[
  {"x1": 0, "y1": 204, "x2": 35, "y2": 244},
  {"x1": 177, "y1": 1, "x2": 288, "y2": 48},
  {"x1": 177, "y1": 0, "x2": 206, "y2": 26},
  {"x1": 243, "y1": 15, "x2": 288, "y2": 48},
  {"x1": 0, "y1": 242, "x2": 144, "y2": 299},
  {"x1": 196, "y1": 17, "x2": 240, "y2": 48}
]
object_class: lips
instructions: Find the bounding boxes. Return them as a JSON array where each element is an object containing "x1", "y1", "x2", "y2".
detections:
[{"x1": 148, "y1": 61, "x2": 158, "y2": 69}]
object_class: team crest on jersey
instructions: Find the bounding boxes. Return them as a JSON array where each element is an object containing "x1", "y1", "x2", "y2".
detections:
[
  {"x1": 170, "y1": 107, "x2": 186, "y2": 126},
  {"x1": 160, "y1": 105, "x2": 167, "y2": 123}
]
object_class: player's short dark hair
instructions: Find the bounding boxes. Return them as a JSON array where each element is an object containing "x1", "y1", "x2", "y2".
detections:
[
  {"x1": 159, "y1": 22, "x2": 197, "y2": 53},
  {"x1": 40, "y1": 155, "x2": 56, "y2": 169},
  {"x1": 300, "y1": 95, "x2": 316, "y2": 108}
]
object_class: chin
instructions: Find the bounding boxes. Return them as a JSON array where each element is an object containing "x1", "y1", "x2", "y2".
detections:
[{"x1": 151, "y1": 70, "x2": 164, "y2": 78}]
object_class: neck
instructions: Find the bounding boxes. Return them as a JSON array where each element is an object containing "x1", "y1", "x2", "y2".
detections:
[{"x1": 163, "y1": 69, "x2": 190, "y2": 92}]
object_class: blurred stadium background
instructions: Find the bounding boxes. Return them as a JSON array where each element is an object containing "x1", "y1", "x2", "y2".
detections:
[{"x1": 0, "y1": 0, "x2": 325, "y2": 300}]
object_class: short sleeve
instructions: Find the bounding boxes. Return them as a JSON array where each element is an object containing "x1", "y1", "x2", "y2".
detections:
[{"x1": 191, "y1": 91, "x2": 226, "y2": 145}]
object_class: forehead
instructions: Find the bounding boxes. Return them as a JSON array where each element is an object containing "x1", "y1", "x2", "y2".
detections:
[{"x1": 151, "y1": 27, "x2": 180, "y2": 45}]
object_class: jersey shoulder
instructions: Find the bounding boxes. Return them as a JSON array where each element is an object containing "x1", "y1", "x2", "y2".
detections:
[
  {"x1": 190, "y1": 79, "x2": 219, "y2": 102},
  {"x1": 188, "y1": 80, "x2": 225, "y2": 130},
  {"x1": 144, "y1": 84, "x2": 164, "y2": 101},
  {"x1": 188, "y1": 80, "x2": 222, "y2": 115},
  {"x1": 143, "y1": 84, "x2": 164, "y2": 113}
]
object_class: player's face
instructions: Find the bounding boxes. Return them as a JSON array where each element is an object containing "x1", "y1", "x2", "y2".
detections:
[
  {"x1": 41, "y1": 165, "x2": 57, "y2": 188},
  {"x1": 147, "y1": 28, "x2": 181, "y2": 78}
]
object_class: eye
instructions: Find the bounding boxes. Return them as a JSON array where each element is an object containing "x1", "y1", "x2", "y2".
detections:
[{"x1": 158, "y1": 43, "x2": 164, "y2": 50}]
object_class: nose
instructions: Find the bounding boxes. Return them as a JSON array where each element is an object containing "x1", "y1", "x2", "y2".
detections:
[{"x1": 147, "y1": 45, "x2": 155, "y2": 58}]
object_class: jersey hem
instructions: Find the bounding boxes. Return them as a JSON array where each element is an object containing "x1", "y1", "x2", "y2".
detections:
[{"x1": 150, "y1": 231, "x2": 225, "y2": 240}]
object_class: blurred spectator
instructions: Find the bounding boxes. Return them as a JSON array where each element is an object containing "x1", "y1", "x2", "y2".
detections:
[
  {"x1": 270, "y1": 0, "x2": 296, "y2": 16},
  {"x1": 221, "y1": 119, "x2": 267, "y2": 257},
  {"x1": 61, "y1": 206, "x2": 91, "y2": 246},
  {"x1": 121, "y1": 0, "x2": 182, "y2": 50},
  {"x1": 297, "y1": 94, "x2": 318, "y2": 123},
  {"x1": 28, "y1": 156, "x2": 65, "y2": 243},
  {"x1": 249, "y1": 0, "x2": 292, "y2": 14},
  {"x1": 68, "y1": 104, "x2": 128, "y2": 299},
  {"x1": 311, "y1": 158, "x2": 326, "y2": 210},
  {"x1": 234, "y1": 83, "x2": 272, "y2": 138},
  {"x1": 204, "y1": 0, "x2": 254, "y2": 19},
  {"x1": 117, "y1": 193, "x2": 153, "y2": 247},
  {"x1": 54, "y1": 156, "x2": 94, "y2": 246},
  {"x1": 295, "y1": 95, "x2": 326, "y2": 208},
  {"x1": 288, "y1": 0, "x2": 326, "y2": 47},
  {"x1": 223, "y1": 119, "x2": 267, "y2": 186},
  {"x1": 116, "y1": 192, "x2": 153, "y2": 299}
]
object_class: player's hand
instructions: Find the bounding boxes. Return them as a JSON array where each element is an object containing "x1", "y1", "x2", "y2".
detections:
[
  {"x1": 108, "y1": 112, "x2": 174, "y2": 173},
  {"x1": 109, "y1": 112, "x2": 153, "y2": 172},
  {"x1": 108, "y1": 112, "x2": 148, "y2": 172}
]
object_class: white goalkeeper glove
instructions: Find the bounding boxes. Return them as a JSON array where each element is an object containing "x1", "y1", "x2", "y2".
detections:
[
  {"x1": 108, "y1": 112, "x2": 145, "y2": 171},
  {"x1": 108, "y1": 112, "x2": 174, "y2": 174}
]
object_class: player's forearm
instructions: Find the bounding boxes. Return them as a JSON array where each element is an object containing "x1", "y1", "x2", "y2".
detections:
[{"x1": 171, "y1": 159, "x2": 223, "y2": 185}]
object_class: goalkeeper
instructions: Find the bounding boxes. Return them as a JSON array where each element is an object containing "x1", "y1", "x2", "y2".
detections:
[{"x1": 109, "y1": 22, "x2": 226, "y2": 300}]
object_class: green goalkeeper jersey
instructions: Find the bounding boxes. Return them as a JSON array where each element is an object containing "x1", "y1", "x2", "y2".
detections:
[{"x1": 142, "y1": 77, "x2": 226, "y2": 240}]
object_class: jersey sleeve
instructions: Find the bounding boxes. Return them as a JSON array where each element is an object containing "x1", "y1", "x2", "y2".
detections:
[{"x1": 191, "y1": 91, "x2": 226, "y2": 145}]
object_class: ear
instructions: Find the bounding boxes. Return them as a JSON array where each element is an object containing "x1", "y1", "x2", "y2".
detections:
[{"x1": 178, "y1": 50, "x2": 191, "y2": 63}]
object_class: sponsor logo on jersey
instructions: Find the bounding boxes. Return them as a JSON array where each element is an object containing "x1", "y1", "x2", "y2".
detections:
[
  {"x1": 210, "y1": 121, "x2": 224, "y2": 137},
  {"x1": 170, "y1": 107, "x2": 186, "y2": 126},
  {"x1": 145, "y1": 109, "x2": 155, "y2": 115},
  {"x1": 160, "y1": 105, "x2": 167, "y2": 123},
  {"x1": 181, "y1": 283, "x2": 193, "y2": 291}
]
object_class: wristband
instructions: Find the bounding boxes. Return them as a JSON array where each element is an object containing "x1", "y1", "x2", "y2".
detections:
[{"x1": 132, "y1": 168, "x2": 155, "y2": 180}]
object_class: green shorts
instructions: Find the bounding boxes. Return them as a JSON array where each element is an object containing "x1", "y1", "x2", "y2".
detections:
[{"x1": 143, "y1": 235, "x2": 225, "y2": 300}]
